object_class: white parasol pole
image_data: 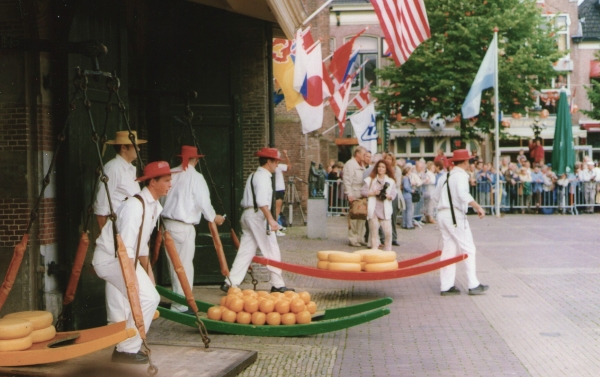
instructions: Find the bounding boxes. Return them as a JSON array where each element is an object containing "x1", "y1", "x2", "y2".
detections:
[{"x1": 493, "y1": 28, "x2": 501, "y2": 218}]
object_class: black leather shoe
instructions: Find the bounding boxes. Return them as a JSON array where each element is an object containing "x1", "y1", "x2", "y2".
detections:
[
  {"x1": 220, "y1": 283, "x2": 230, "y2": 293},
  {"x1": 392, "y1": 241, "x2": 400, "y2": 246},
  {"x1": 468, "y1": 284, "x2": 489, "y2": 295},
  {"x1": 440, "y1": 286, "x2": 461, "y2": 296},
  {"x1": 111, "y1": 348, "x2": 149, "y2": 364},
  {"x1": 270, "y1": 286, "x2": 295, "y2": 293}
]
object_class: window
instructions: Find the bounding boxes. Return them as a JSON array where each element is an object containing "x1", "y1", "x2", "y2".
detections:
[
  {"x1": 410, "y1": 137, "x2": 421, "y2": 154},
  {"x1": 396, "y1": 139, "x2": 406, "y2": 154},
  {"x1": 542, "y1": 14, "x2": 570, "y2": 53},
  {"x1": 424, "y1": 138, "x2": 434, "y2": 154},
  {"x1": 329, "y1": 38, "x2": 336, "y2": 54},
  {"x1": 438, "y1": 140, "x2": 447, "y2": 153},
  {"x1": 344, "y1": 36, "x2": 378, "y2": 90}
]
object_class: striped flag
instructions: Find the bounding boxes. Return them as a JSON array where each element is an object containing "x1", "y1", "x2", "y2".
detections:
[
  {"x1": 351, "y1": 82, "x2": 372, "y2": 110},
  {"x1": 330, "y1": 78, "x2": 353, "y2": 136},
  {"x1": 371, "y1": 0, "x2": 430, "y2": 66}
]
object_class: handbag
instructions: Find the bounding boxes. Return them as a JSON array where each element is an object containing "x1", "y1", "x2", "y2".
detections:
[
  {"x1": 349, "y1": 198, "x2": 368, "y2": 220},
  {"x1": 411, "y1": 191, "x2": 421, "y2": 202}
]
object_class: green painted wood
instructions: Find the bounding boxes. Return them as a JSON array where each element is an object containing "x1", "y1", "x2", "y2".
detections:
[
  {"x1": 156, "y1": 285, "x2": 393, "y2": 321},
  {"x1": 157, "y1": 306, "x2": 391, "y2": 337}
]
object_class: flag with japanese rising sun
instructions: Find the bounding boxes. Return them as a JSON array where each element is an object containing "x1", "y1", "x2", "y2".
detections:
[{"x1": 293, "y1": 28, "x2": 324, "y2": 134}]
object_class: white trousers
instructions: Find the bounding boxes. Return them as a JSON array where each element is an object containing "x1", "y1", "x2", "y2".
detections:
[
  {"x1": 368, "y1": 217, "x2": 392, "y2": 251},
  {"x1": 227, "y1": 209, "x2": 285, "y2": 288},
  {"x1": 106, "y1": 282, "x2": 129, "y2": 323},
  {"x1": 437, "y1": 210, "x2": 480, "y2": 291},
  {"x1": 94, "y1": 257, "x2": 160, "y2": 353},
  {"x1": 163, "y1": 219, "x2": 196, "y2": 312},
  {"x1": 347, "y1": 218, "x2": 366, "y2": 244}
]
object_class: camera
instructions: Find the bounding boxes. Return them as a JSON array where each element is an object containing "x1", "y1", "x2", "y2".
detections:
[{"x1": 377, "y1": 182, "x2": 390, "y2": 201}]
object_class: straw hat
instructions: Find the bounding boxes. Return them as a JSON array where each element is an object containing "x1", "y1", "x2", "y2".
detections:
[{"x1": 105, "y1": 130, "x2": 147, "y2": 145}]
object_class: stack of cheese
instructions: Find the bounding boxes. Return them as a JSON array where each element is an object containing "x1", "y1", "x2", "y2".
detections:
[
  {"x1": 207, "y1": 287, "x2": 317, "y2": 326},
  {"x1": 316, "y1": 250, "x2": 398, "y2": 272},
  {"x1": 0, "y1": 311, "x2": 55, "y2": 352}
]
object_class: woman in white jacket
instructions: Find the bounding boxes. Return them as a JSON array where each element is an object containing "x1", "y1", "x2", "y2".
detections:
[{"x1": 361, "y1": 160, "x2": 398, "y2": 251}]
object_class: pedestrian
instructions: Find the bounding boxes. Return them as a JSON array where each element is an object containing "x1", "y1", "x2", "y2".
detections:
[
  {"x1": 528, "y1": 138, "x2": 545, "y2": 165},
  {"x1": 423, "y1": 161, "x2": 437, "y2": 224},
  {"x1": 343, "y1": 146, "x2": 367, "y2": 247},
  {"x1": 93, "y1": 130, "x2": 145, "y2": 327},
  {"x1": 434, "y1": 149, "x2": 488, "y2": 296},
  {"x1": 92, "y1": 161, "x2": 178, "y2": 363},
  {"x1": 384, "y1": 154, "x2": 402, "y2": 245},
  {"x1": 401, "y1": 166, "x2": 414, "y2": 230},
  {"x1": 222, "y1": 148, "x2": 293, "y2": 293},
  {"x1": 578, "y1": 161, "x2": 596, "y2": 213},
  {"x1": 518, "y1": 166, "x2": 532, "y2": 213},
  {"x1": 361, "y1": 160, "x2": 397, "y2": 250},
  {"x1": 434, "y1": 148, "x2": 449, "y2": 169},
  {"x1": 161, "y1": 146, "x2": 225, "y2": 314},
  {"x1": 274, "y1": 150, "x2": 291, "y2": 236},
  {"x1": 531, "y1": 164, "x2": 544, "y2": 211}
]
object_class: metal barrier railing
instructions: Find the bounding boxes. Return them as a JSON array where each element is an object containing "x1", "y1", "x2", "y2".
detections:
[{"x1": 325, "y1": 179, "x2": 600, "y2": 218}]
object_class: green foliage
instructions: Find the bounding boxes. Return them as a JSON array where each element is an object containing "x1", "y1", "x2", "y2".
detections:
[
  {"x1": 581, "y1": 52, "x2": 600, "y2": 120},
  {"x1": 374, "y1": 0, "x2": 565, "y2": 141}
]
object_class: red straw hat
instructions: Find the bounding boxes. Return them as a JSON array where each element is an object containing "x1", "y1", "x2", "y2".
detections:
[
  {"x1": 449, "y1": 149, "x2": 471, "y2": 162},
  {"x1": 136, "y1": 161, "x2": 181, "y2": 181},
  {"x1": 177, "y1": 145, "x2": 204, "y2": 170},
  {"x1": 254, "y1": 148, "x2": 281, "y2": 160}
]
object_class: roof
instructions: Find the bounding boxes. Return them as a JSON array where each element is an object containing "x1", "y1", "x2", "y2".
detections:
[{"x1": 579, "y1": 0, "x2": 600, "y2": 41}]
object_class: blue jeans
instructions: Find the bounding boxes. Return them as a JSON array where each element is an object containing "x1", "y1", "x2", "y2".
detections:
[{"x1": 402, "y1": 194, "x2": 414, "y2": 228}]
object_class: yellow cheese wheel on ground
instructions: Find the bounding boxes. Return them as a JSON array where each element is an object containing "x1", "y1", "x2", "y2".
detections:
[
  {"x1": 0, "y1": 318, "x2": 33, "y2": 340},
  {"x1": 153, "y1": 310, "x2": 160, "y2": 320},
  {"x1": 317, "y1": 251, "x2": 345, "y2": 261},
  {"x1": 362, "y1": 251, "x2": 397, "y2": 264},
  {"x1": 317, "y1": 261, "x2": 329, "y2": 270},
  {"x1": 31, "y1": 325, "x2": 56, "y2": 343},
  {"x1": 328, "y1": 253, "x2": 362, "y2": 263},
  {"x1": 352, "y1": 249, "x2": 379, "y2": 255},
  {"x1": 328, "y1": 262, "x2": 361, "y2": 272},
  {"x1": 364, "y1": 261, "x2": 398, "y2": 272},
  {"x1": 4, "y1": 311, "x2": 53, "y2": 330},
  {"x1": 207, "y1": 307, "x2": 223, "y2": 321},
  {"x1": 0, "y1": 334, "x2": 33, "y2": 352},
  {"x1": 360, "y1": 262, "x2": 367, "y2": 271}
]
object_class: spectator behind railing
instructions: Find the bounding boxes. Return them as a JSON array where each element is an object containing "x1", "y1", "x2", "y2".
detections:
[
  {"x1": 579, "y1": 161, "x2": 596, "y2": 213},
  {"x1": 402, "y1": 166, "x2": 415, "y2": 230},
  {"x1": 531, "y1": 165, "x2": 544, "y2": 212},
  {"x1": 505, "y1": 163, "x2": 520, "y2": 213},
  {"x1": 518, "y1": 166, "x2": 532, "y2": 214},
  {"x1": 476, "y1": 163, "x2": 494, "y2": 213},
  {"x1": 423, "y1": 161, "x2": 437, "y2": 224},
  {"x1": 385, "y1": 153, "x2": 402, "y2": 246}
]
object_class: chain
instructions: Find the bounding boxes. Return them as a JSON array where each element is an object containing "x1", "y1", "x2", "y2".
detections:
[
  {"x1": 143, "y1": 340, "x2": 159, "y2": 376},
  {"x1": 195, "y1": 314, "x2": 211, "y2": 348},
  {"x1": 112, "y1": 72, "x2": 145, "y2": 171},
  {"x1": 248, "y1": 269, "x2": 258, "y2": 291}
]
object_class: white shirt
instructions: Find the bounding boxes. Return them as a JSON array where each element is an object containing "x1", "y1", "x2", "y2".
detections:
[
  {"x1": 240, "y1": 167, "x2": 273, "y2": 210},
  {"x1": 94, "y1": 187, "x2": 161, "y2": 260},
  {"x1": 161, "y1": 165, "x2": 216, "y2": 225},
  {"x1": 93, "y1": 154, "x2": 141, "y2": 216},
  {"x1": 579, "y1": 169, "x2": 595, "y2": 182},
  {"x1": 435, "y1": 166, "x2": 475, "y2": 214},
  {"x1": 275, "y1": 164, "x2": 288, "y2": 191}
]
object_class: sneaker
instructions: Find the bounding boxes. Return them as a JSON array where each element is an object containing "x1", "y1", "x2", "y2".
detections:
[
  {"x1": 280, "y1": 227, "x2": 287, "y2": 231},
  {"x1": 220, "y1": 283, "x2": 231, "y2": 293},
  {"x1": 112, "y1": 348, "x2": 149, "y2": 364},
  {"x1": 468, "y1": 284, "x2": 489, "y2": 295},
  {"x1": 270, "y1": 286, "x2": 295, "y2": 293},
  {"x1": 276, "y1": 230, "x2": 286, "y2": 237},
  {"x1": 440, "y1": 286, "x2": 461, "y2": 296},
  {"x1": 349, "y1": 242, "x2": 362, "y2": 247}
]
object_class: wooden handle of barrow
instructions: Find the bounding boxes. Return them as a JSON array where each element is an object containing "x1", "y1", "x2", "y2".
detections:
[
  {"x1": 151, "y1": 228, "x2": 162, "y2": 267},
  {"x1": 208, "y1": 222, "x2": 230, "y2": 277},
  {"x1": 163, "y1": 230, "x2": 199, "y2": 313},
  {"x1": 63, "y1": 231, "x2": 90, "y2": 306},
  {"x1": 116, "y1": 234, "x2": 146, "y2": 340},
  {"x1": 0, "y1": 234, "x2": 29, "y2": 311},
  {"x1": 230, "y1": 228, "x2": 240, "y2": 251}
]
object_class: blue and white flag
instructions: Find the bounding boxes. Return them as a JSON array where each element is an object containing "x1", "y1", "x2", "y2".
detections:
[
  {"x1": 350, "y1": 102, "x2": 378, "y2": 153},
  {"x1": 461, "y1": 33, "x2": 497, "y2": 119}
]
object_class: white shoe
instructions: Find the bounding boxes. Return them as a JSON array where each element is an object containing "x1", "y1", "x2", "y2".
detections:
[
  {"x1": 276, "y1": 230, "x2": 286, "y2": 236},
  {"x1": 280, "y1": 227, "x2": 287, "y2": 231}
]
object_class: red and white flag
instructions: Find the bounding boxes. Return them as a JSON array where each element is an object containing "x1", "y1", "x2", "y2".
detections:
[
  {"x1": 330, "y1": 78, "x2": 353, "y2": 136},
  {"x1": 351, "y1": 81, "x2": 372, "y2": 110},
  {"x1": 371, "y1": 0, "x2": 430, "y2": 66},
  {"x1": 329, "y1": 29, "x2": 366, "y2": 89}
]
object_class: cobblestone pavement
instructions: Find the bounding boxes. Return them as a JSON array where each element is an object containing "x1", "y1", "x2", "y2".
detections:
[{"x1": 153, "y1": 213, "x2": 600, "y2": 377}]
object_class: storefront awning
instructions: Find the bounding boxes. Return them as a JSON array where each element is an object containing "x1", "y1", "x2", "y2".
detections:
[
  {"x1": 388, "y1": 127, "x2": 461, "y2": 140},
  {"x1": 580, "y1": 122, "x2": 600, "y2": 133},
  {"x1": 502, "y1": 125, "x2": 586, "y2": 139},
  {"x1": 186, "y1": 0, "x2": 306, "y2": 39}
]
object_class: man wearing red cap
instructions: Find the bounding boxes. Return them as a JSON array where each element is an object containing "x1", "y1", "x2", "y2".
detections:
[
  {"x1": 222, "y1": 148, "x2": 293, "y2": 293},
  {"x1": 93, "y1": 161, "x2": 179, "y2": 364},
  {"x1": 161, "y1": 146, "x2": 225, "y2": 314},
  {"x1": 434, "y1": 149, "x2": 488, "y2": 296}
]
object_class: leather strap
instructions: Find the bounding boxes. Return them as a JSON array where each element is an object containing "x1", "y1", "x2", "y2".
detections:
[
  {"x1": 444, "y1": 173, "x2": 457, "y2": 227},
  {"x1": 132, "y1": 194, "x2": 145, "y2": 269},
  {"x1": 250, "y1": 173, "x2": 258, "y2": 212}
]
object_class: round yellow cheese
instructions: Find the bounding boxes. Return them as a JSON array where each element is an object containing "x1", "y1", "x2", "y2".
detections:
[
  {"x1": 328, "y1": 262, "x2": 361, "y2": 272},
  {"x1": 317, "y1": 261, "x2": 329, "y2": 270},
  {"x1": 0, "y1": 318, "x2": 33, "y2": 340},
  {"x1": 360, "y1": 262, "x2": 367, "y2": 271},
  {"x1": 4, "y1": 311, "x2": 53, "y2": 330},
  {"x1": 362, "y1": 251, "x2": 397, "y2": 264},
  {"x1": 31, "y1": 325, "x2": 56, "y2": 343},
  {"x1": 316, "y1": 251, "x2": 344, "y2": 261},
  {"x1": 328, "y1": 253, "x2": 362, "y2": 263},
  {"x1": 153, "y1": 310, "x2": 160, "y2": 320},
  {"x1": 352, "y1": 249, "x2": 379, "y2": 255},
  {"x1": 0, "y1": 334, "x2": 33, "y2": 352},
  {"x1": 364, "y1": 261, "x2": 398, "y2": 272}
]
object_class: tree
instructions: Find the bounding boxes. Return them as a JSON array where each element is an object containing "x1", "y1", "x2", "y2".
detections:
[
  {"x1": 581, "y1": 52, "x2": 600, "y2": 120},
  {"x1": 374, "y1": 0, "x2": 565, "y2": 141}
]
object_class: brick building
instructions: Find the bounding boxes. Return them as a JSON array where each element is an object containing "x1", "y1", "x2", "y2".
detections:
[{"x1": 0, "y1": 0, "x2": 310, "y2": 328}]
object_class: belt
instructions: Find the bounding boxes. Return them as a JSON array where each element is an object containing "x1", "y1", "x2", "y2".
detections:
[{"x1": 162, "y1": 217, "x2": 186, "y2": 223}]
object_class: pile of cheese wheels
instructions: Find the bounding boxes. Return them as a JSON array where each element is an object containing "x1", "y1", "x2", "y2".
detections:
[
  {"x1": 317, "y1": 250, "x2": 398, "y2": 272},
  {"x1": 0, "y1": 311, "x2": 55, "y2": 352},
  {"x1": 207, "y1": 287, "x2": 317, "y2": 326}
]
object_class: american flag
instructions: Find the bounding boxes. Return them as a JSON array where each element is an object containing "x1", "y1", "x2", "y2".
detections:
[
  {"x1": 371, "y1": 0, "x2": 430, "y2": 66},
  {"x1": 351, "y1": 81, "x2": 372, "y2": 110}
]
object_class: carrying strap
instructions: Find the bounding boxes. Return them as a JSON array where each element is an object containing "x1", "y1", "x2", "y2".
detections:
[
  {"x1": 132, "y1": 194, "x2": 146, "y2": 269},
  {"x1": 444, "y1": 173, "x2": 457, "y2": 227},
  {"x1": 250, "y1": 173, "x2": 258, "y2": 212}
]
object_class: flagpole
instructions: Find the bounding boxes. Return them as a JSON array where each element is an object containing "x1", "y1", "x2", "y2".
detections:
[
  {"x1": 493, "y1": 28, "x2": 500, "y2": 218},
  {"x1": 302, "y1": 0, "x2": 334, "y2": 26}
]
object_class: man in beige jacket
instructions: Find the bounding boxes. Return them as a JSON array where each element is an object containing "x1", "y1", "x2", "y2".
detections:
[{"x1": 343, "y1": 146, "x2": 367, "y2": 246}]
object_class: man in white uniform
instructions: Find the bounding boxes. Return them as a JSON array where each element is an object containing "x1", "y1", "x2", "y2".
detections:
[
  {"x1": 93, "y1": 161, "x2": 178, "y2": 363},
  {"x1": 221, "y1": 148, "x2": 293, "y2": 293},
  {"x1": 434, "y1": 149, "x2": 488, "y2": 296},
  {"x1": 161, "y1": 146, "x2": 225, "y2": 314},
  {"x1": 93, "y1": 131, "x2": 146, "y2": 326}
]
